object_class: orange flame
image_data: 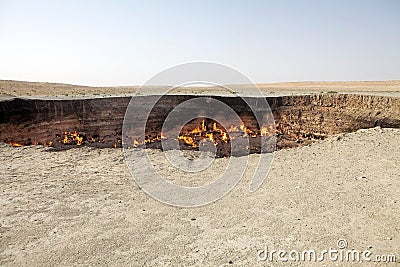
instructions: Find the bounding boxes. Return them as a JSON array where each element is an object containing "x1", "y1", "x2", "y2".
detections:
[
  {"x1": 10, "y1": 142, "x2": 23, "y2": 147},
  {"x1": 179, "y1": 135, "x2": 198, "y2": 148},
  {"x1": 221, "y1": 132, "x2": 228, "y2": 142},
  {"x1": 36, "y1": 120, "x2": 278, "y2": 150},
  {"x1": 133, "y1": 140, "x2": 139, "y2": 147},
  {"x1": 62, "y1": 131, "x2": 83, "y2": 145}
]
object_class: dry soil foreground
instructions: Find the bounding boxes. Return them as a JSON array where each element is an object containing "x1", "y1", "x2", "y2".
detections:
[{"x1": 0, "y1": 127, "x2": 399, "y2": 266}]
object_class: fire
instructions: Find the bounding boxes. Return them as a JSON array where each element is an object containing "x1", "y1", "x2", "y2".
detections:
[
  {"x1": 9, "y1": 141, "x2": 54, "y2": 147},
  {"x1": 227, "y1": 124, "x2": 259, "y2": 137},
  {"x1": 201, "y1": 120, "x2": 206, "y2": 131},
  {"x1": 261, "y1": 126, "x2": 268, "y2": 136},
  {"x1": 133, "y1": 140, "x2": 139, "y2": 147},
  {"x1": 7, "y1": 120, "x2": 278, "y2": 150},
  {"x1": 63, "y1": 135, "x2": 68, "y2": 144},
  {"x1": 221, "y1": 131, "x2": 228, "y2": 142},
  {"x1": 173, "y1": 119, "x2": 276, "y2": 148},
  {"x1": 190, "y1": 119, "x2": 207, "y2": 135},
  {"x1": 62, "y1": 131, "x2": 84, "y2": 145},
  {"x1": 132, "y1": 133, "x2": 169, "y2": 148},
  {"x1": 10, "y1": 142, "x2": 23, "y2": 147},
  {"x1": 180, "y1": 119, "x2": 218, "y2": 147},
  {"x1": 206, "y1": 132, "x2": 215, "y2": 143},
  {"x1": 125, "y1": 122, "x2": 322, "y2": 151},
  {"x1": 228, "y1": 125, "x2": 239, "y2": 132},
  {"x1": 179, "y1": 135, "x2": 198, "y2": 148}
]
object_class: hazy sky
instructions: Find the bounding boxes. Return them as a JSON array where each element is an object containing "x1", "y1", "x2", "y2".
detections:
[{"x1": 0, "y1": 0, "x2": 399, "y2": 86}]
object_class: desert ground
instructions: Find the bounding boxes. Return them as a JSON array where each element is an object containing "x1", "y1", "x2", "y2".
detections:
[
  {"x1": 1, "y1": 80, "x2": 400, "y2": 97},
  {"x1": 0, "y1": 80, "x2": 399, "y2": 266},
  {"x1": 1, "y1": 127, "x2": 399, "y2": 266}
]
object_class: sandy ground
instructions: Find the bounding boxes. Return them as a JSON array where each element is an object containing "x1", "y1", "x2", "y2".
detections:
[
  {"x1": 1, "y1": 127, "x2": 399, "y2": 266},
  {"x1": 1, "y1": 80, "x2": 400, "y2": 98}
]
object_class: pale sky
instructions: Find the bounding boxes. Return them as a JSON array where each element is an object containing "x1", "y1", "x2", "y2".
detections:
[{"x1": 0, "y1": 0, "x2": 399, "y2": 86}]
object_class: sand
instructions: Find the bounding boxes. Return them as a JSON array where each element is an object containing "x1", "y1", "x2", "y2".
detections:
[
  {"x1": 1, "y1": 127, "x2": 399, "y2": 266},
  {"x1": 1, "y1": 80, "x2": 400, "y2": 98}
]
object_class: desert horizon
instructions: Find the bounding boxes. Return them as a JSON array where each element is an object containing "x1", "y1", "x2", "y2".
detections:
[{"x1": 1, "y1": 79, "x2": 400, "y2": 97}]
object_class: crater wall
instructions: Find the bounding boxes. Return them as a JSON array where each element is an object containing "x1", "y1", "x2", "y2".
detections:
[{"x1": 0, "y1": 94, "x2": 399, "y2": 150}]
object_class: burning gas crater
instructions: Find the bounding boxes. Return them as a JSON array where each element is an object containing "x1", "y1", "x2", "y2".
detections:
[
  {"x1": 5, "y1": 94, "x2": 397, "y2": 156},
  {"x1": 54, "y1": 131, "x2": 122, "y2": 148},
  {"x1": 125, "y1": 118, "x2": 276, "y2": 157},
  {"x1": 131, "y1": 120, "x2": 273, "y2": 148},
  {"x1": 9, "y1": 119, "x2": 276, "y2": 158},
  {"x1": 179, "y1": 120, "x2": 274, "y2": 148}
]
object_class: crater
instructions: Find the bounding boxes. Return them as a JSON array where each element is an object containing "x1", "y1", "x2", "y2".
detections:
[{"x1": 0, "y1": 94, "x2": 399, "y2": 157}]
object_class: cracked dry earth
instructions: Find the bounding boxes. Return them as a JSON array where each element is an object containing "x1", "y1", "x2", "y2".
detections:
[{"x1": 1, "y1": 127, "x2": 399, "y2": 266}]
